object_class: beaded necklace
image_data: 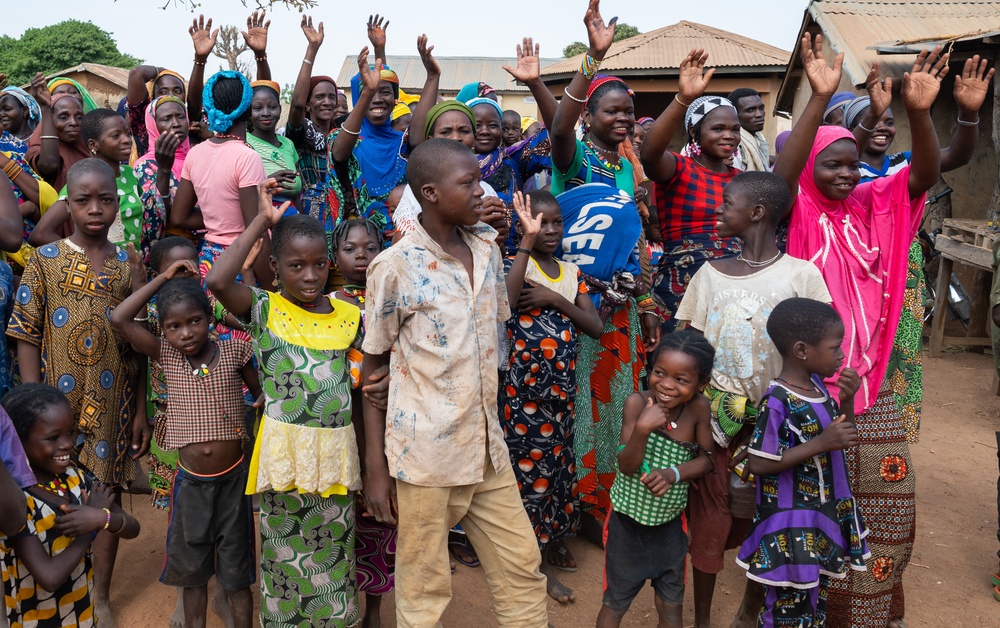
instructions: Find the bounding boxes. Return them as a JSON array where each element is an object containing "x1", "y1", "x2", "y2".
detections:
[
  {"x1": 184, "y1": 341, "x2": 217, "y2": 378},
  {"x1": 584, "y1": 139, "x2": 622, "y2": 172},
  {"x1": 340, "y1": 284, "x2": 366, "y2": 304},
  {"x1": 34, "y1": 473, "x2": 71, "y2": 499},
  {"x1": 213, "y1": 133, "x2": 251, "y2": 149}
]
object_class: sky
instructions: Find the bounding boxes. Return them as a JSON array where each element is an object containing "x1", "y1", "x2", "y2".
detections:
[{"x1": 5, "y1": 0, "x2": 810, "y2": 87}]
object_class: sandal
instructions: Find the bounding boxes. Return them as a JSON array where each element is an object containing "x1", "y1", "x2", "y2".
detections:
[
  {"x1": 994, "y1": 586, "x2": 1000, "y2": 603},
  {"x1": 547, "y1": 541, "x2": 579, "y2": 573},
  {"x1": 993, "y1": 572, "x2": 1000, "y2": 587},
  {"x1": 448, "y1": 531, "x2": 481, "y2": 568}
]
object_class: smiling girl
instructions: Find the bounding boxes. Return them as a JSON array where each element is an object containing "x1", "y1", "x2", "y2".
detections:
[{"x1": 247, "y1": 80, "x2": 301, "y2": 212}]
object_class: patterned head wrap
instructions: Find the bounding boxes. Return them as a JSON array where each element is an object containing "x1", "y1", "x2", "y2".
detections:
[
  {"x1": 1, "y1": 86, "x2": 41, "y2": 132},
  {"x1": 586, "y1": 75, "x2": 634, "y2": 107},
  {"x1": 824, "y1": 91, "x2": 855, "y2": 119},
  {"x1": 202, "y1": 71, "x2": 253, "y2": 133},
  {"x1": 684, "y1": 95, "x2": 736, "y2": 135},
  {"x1": 251, "y1": 80, "x2": 281, "y2": 97},
  {"x1": 350, "y1": 69, "x2": 399, "y2": 107},
  {"x1": 424, "y1": 100, "x2": 475, "y2": 137},
  {"x1": 147, "y1": 70, "x2": 186, "y2": 99},
  {"x1": 843, "y1": 96, "x2": 873, "y2": 130}
]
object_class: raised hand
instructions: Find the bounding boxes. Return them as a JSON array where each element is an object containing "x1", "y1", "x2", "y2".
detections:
[
  {"x1": 865, "y1": 61, "x2": 893, "y2": 119},
  {"x1": 954, "y1": 54, "x2": 995, "y2": 114},
  {"x1": 901, "y1": 44, "x2": 949, "y2": 112},
  {"x1": 164, "y1": 259, "x2": 199, "y2": 280},
  {"x1": 301, "y1": 15, "x2": 324, "y2": 49},
  {"x1": 511, "y1": 192, "x2": 541, "y2": 240},
  {"x1": 417, "y1": 34, "x2": 440, "y2": 78},
  {"x1": 503, "y1": 38, "x2": 542, "y2": 83},
  {"x1": 30, "y1": 72, "x2": 50, "y2": 108},
  {"x1": 358, "y1": 48, "x2": 384, "y2": 92},
  {"x1": 800, "y1": 33, "x2": 844, "y2": 99},
  {"x1": 583, "y1": 0, "x2": 617, "y2": 60},
  {"x1": 257, "y1": 179, "x2": 292, "y2": 226},
  {"x1": 242, "y1": 10, "x2": 271, "y2": 56},
  {"x1": 367, "y1": 14, "x2": 389, "y2": 49},
  {"x1": 677, "y1": 49, "x2": 714, "y2": 103},
  {"x1": 190, "y1": 15, "x2": 219, "y2": 59},
  {"x1": 242, "y1": 237, "x2": 264, "y2": 274}
]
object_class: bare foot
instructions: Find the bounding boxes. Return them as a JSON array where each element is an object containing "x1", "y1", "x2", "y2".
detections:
[
  {"x1": 211, "y1": 583, "x2": 234, "y2": 628},
  {"x1": 887, "y1": 619, "x2": 907, "y2": 628},
  {"x1": 546, "y1": 540, "x2": 578, "y2": 572},
  {"x1": 169, "y1": 588, "x2": 186, "y2": 628},
  {"x1": 541, "y1": 562, "x2": 575, "y2": 604},
  {"x1": 94, "y1": 598, "x2": 117, "y2": 628}
]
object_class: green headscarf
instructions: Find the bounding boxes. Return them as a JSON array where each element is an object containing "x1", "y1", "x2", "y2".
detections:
[
  {"x1": 47, "y1": 77, "x2": 98, "y2": 113},
  {"x1": 424, "y1": 100, "x2": 476, "y2": 138}
]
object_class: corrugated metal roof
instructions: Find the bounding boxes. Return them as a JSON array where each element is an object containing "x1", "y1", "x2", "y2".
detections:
[
  {"x1": 335, "y1": 56, "x2": 561, "y2": 93},
  {"x1": 810, "y1": 0, "x2": 1000, "y2": 85},
  {"x1": 540, "y1": 21, "x2": 789, "y2": 80}
]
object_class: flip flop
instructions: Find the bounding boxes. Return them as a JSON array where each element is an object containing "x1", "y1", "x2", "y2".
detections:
[
  {"x1": 994, "y1": 586, "x2": 1000, "y2": 603},
  {"x1": 547, "y1": 542, "x2": 579, "y2": 573},
  {"x1": 993, "y1": 572, "x2": 1000, "y2": 587},
  {"x1": 448, "y1": 533, "x2": 481, "y2": 568}
]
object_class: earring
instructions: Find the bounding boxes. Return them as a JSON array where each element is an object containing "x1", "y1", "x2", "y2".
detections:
[
  {"x1": 272, "y1": 277, "x2": 279, "y2": 288},
  {"x1": 689, "y1": 141, "x2": 702, "y2": 156}
]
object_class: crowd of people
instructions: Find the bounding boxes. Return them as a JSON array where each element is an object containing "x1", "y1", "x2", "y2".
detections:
[{"x1": 0, "y1": 1, "x2": 994, "y2": 626}]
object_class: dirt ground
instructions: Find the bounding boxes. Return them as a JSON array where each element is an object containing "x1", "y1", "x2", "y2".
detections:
[{"x1": 109, "y1": 348, "x2": 1000, "y2": 627}]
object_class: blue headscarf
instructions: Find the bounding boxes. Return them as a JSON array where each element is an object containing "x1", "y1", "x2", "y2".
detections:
[
  {"x1": 1, "y1": 86, "x2": 41, "y2": 132},
  {"x1": 465, "y1": 97, "x2": 503, "y2": 118},
  {"x1": 202, "y1": 71, "x2": 253, "y2": 133}
]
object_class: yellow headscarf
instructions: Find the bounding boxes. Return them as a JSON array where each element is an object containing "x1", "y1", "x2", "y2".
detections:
[
  {"x1": 146, "y1": 70, "x2": 187, "y2": 99},
  {"x1": 521, "y1": 116, "x2": 538, "y2": 133},
  {"x1": 391, "y1": 103, "x2": 411, "y2": 121}
]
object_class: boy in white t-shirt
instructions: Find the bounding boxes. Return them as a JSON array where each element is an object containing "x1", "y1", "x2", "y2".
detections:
[{"x1": 674, "y1": 171, "x2": 831, "y2": 628}]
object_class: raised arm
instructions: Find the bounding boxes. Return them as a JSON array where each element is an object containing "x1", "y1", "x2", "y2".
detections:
[
  {"x1": 188, "y1": 15, "x2": 218, "y2": 123},
  {"x1": 503, "y1": 38, "x2": 559, "y2": 130},
  {"x1": 127, "y1": 65, "x2": 161, "y2": 106},
  {"x1": 367, "y1": 14, "x2": 389, "y2": 66},
  {"x1": 242, "y1": 11, "x2": 272, "y2": 81},
  {"x1": 550, "y1": 0, "x2": 616, "y2": 173},
  {"x1": 111, "y1": 260, "x2": 199, "y2": 362},
  {"x1": 639, "y1": 49, "x2": 713, "y2": 183},
  {"x1": 940, "y1": 55, "x2": 994, "y2": 172},
  {"x1": 28, "y1": 75, "x2": 62, "y2": 183},
  {"x1": 772, "y1": 34, "x2": 844, "y2": 215},
  {"x1": 332, "y1": 49, "x2": 383, "y2": 164},
  {"x1": 206, "y1": 179, "x2": 288, "y2": 319},
  {"x1": 27, "y1": 201, "x2": 68, "y2": 248},
  {"x1": 288, "y1": 16, "x2": 324, "y2": 131},
  {"x1": 901, "y1": 45, "x2": 949, "y2": 199},
  {"x1": 408, "y1": 35, "x2": 441, "y2": 149}
]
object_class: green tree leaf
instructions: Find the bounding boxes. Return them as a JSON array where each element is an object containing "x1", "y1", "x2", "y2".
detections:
[
  {"x1": 0, "y1": 20, "x2": 141, "y2": 86},
  {"x1": 562, "y1": 22, "x2": 642, "y2": 58}
]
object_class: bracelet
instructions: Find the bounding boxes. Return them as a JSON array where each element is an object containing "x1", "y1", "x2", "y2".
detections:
[
  {"x1": 957, "y1": 116, "x2": 980, "y2": 127},
  {"x1": 40, "y1": 135, "x2": 59, "y2": 140},
  {"x1": 635, "y1": 292, "x2": 652, "y2": 302},
  {"x1": 133, "y1": 314, "x2": 150, "y2": 322},
  {"x1": 580, "y1": 54, "x2": 601, "y2": 80},
  {"x1": 856, "y1": 120, "x2": 876, "y2": 133},
  {"x1": 516, "y1": 247, "x2": 532, "y2": 255},
  {"x1": 255, "y1": 54, "x2": 267, "y2": 62},
  {"x1": 193, "y1": 59, "x2": 206, "y2": 66},
  {"x1": 302, "y1": 58, "x2": 313, "y2": 65},
  {"x1": 3, "y1": 162, "x2": 22, "y2": 180},
  {"x1": 563, "y1": 88, "x2": 587, "y2": 104},
  {"x1": 340, "y1": 125, "x2": 361, "y2": 136},
  {"x1": 102, "y1": 508, "x2": 112, "y2": 530},
  {"x1": 617, "y1": 443, "x2": 627, "y2": 454},
  {"x1": 674, "y1": 94, "x2": 690, "y2": 108},
  {"x1": 668, "y1": 465, "x2": 681, "y2": 484}
]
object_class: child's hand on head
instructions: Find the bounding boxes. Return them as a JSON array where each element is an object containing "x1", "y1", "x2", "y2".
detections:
[
  {"x1": 836, "y1": 367, "x2": 860, "y2": 406},
  {"x1": 257, "y1": 178, "x2": 291, "y2": 226},
  {"x1": 164, "y1": 259, "x2": 198, "y2": 280},
  {"x1": 818, "y1": 414, "x2": 858, "y2": 452},
  {"x1": 640, "y1": 468, "x2": 673, "y2": 497}
]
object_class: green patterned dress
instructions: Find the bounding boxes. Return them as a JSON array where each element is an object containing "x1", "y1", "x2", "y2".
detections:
[{"x1": 240, "y1": 288, "x2": 363, "y2": 627}]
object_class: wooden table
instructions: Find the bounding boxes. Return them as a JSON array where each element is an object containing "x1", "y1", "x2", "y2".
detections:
[{"x1": 928, "y1": 219, "x2": 995, "y2": 358}]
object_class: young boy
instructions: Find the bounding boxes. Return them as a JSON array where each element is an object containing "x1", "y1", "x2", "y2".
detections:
[
  {"x1": 362, "y1": 139, "x2": 548, "y2": 627},
  {"x1": 674, "y1": 171, "x2": 832, "y2": 628},
  {"x1": 501, "y1": 109, "x2": 523, "y2": 148}
]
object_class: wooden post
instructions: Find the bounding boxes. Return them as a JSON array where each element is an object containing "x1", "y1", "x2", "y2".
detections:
[
  {"x1": 929, "y1": 256, "x2": 953, "y2": 356},
  {"x1": 990, "y1": 56, "x2": 1000, "y2": 225}
]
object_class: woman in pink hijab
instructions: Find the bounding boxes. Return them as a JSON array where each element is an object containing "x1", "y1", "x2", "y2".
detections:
[
  {"x1": 770, "y1": 34, "x2": 949, "y2": 628},
  {"x1": 133, "y1": 95, "x2": 191, "y2": 257}
]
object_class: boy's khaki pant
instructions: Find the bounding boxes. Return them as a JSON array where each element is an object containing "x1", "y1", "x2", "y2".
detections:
[{"x1": 394, "y1": 456, "x2": 548, "y2": 628}]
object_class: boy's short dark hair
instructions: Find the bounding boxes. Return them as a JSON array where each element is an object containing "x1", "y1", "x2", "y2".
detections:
[
  {"x1": 728, "y1": 171, "x2": 791, "y2": 226},
  {"x1": 526, "y1": 189, "x2": 559, "y2": 212},
  {"x1": 502, "y1": 109, "x2": 521, "y2": 123},
  {"x1": 407, "y1": 138, "x2": 473, "y2": 193},
  {"x1": 149, "y1": 236, "x2": 198, "y2": 273},
  {"x1": 727, "y1": 87, "x2": 760, "y2": 106},
  {"x1": 81, "y1": 108, "x2": 122, "y2": 144},
  {"x1": 767, "y1": 298, "x2": 842, "y2": 354},
  {"x1": 65, "y1": 158, "x2": 117, "y2": 193}
]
